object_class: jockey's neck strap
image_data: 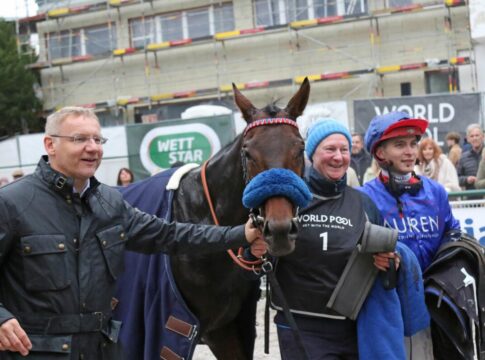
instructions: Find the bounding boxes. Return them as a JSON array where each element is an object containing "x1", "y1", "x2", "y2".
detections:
[
  {"x1": 200, "y1": 161, "x2": 264, "y2": 272},
  {"x1": 243, "y1": 118, "x2": 298, "y2": 136}
]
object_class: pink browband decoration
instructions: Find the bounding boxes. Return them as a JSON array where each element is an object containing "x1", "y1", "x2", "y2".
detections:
[{"x1": 243, "y1": 118, "x2": 299, "y2": 136}]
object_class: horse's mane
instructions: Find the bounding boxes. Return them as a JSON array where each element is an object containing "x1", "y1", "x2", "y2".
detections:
[{"x1": 206, "y1": 131, "x2": 244, "y2": 165}]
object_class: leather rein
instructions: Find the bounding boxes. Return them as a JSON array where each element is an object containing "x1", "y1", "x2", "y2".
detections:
[{"x1": 201, "y1": 160, "x2": 264, "y2": 272}]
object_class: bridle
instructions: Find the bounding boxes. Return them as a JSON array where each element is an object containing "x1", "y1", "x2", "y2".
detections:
[
  {"x1": 201, "y1": 117, "x2": 301, "y2": 272},
  {"x1": 242, "y1": 117, "x2": 303, "y2": 230},
  {"x1": 201, "y1": 160, "x2": 267, "y2": 272},
  {"x1": 241, "y1": 118, "x2": 300, "y2": 185}
]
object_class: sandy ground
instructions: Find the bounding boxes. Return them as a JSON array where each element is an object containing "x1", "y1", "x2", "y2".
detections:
[{"x1": 192, "y1": 294, "x2": 281, "y2": 359}]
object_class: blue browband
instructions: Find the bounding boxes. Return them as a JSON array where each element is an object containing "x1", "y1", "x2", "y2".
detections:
[{"x1": 242, "y1": 168, "x2": 312, "y2": 209}]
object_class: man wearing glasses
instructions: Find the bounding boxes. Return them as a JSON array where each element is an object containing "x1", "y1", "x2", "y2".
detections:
[{"x1": 0, "y1": 107, "x2": 261, "y2": 359}]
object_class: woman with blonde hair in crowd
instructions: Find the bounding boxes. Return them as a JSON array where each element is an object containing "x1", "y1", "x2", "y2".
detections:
[
  {"x1": 415, "y1": 138, "x2": 460, "y2": 192},
  {"x1": 363, "y1": 158, "x2": 381, "y2": 184}
]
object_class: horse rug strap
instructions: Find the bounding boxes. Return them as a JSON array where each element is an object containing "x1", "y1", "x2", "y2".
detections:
[
  {"x1": 165, "y1": 315, "x2": 195, "y2": 339},
  {"x1": 160, "y1": 346, "x2": 184, "y2": 360}
]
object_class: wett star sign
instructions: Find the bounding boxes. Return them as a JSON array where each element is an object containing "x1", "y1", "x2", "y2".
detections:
[{"x1": 140, "y1": 123, "x2": 221, "y2": 174}]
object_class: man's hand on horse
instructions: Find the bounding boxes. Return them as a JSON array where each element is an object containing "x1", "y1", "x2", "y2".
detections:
[
  {"x1": 244, "y1": 218, "x2": 263, "y2": 244},
  {"x1": 250, "y1": 237, "x2": 267, "y2": 258},
  {"x1": 0, "y1": 318, "x2": 32, "y2": 356},
  {"x1": 373, "y1": 252, "x2": 400, "y2": 272}
]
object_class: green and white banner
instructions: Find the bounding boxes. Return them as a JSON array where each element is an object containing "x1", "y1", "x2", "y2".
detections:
[{"x1": 126, "y1": 115, "x2": 235, "y2": 178}]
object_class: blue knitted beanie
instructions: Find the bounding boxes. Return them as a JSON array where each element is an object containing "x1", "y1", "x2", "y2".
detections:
[{"x1": 305, "y1": 118, "x2": 352, "y2": 161}]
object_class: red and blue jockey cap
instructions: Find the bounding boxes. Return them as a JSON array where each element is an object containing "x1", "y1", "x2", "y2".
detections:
[{"x1": 364, "y1": 111, "x2": 429, "y2": 156}]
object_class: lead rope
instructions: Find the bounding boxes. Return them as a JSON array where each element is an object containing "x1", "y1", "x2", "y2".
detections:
[
  {"x1": 200, "y1": 161, "x2": 264, "y2": 272},
  {"x1": 255, "y1": 259, "x2": 310, "y2": 360},
  {"x1": 264, "y1": 277, "x2": 270, "y2": 354}
]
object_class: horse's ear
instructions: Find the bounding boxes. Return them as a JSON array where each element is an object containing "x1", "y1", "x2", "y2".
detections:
[
  {"x1": 285, "y1": 77, "x2": 310, "y2": 119},
  {"x1": 233, "y1": 83, "x2": 257, "y2": 123}
]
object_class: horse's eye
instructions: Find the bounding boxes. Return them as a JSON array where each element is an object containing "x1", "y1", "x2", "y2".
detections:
[
  {"x1": 295, "y1": 146, "x2": 305, "y2": 158},
  {"x1": 242, "y1": 149, "x2": 253, "y2": 162}
]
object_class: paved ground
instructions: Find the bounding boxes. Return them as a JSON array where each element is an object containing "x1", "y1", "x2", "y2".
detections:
[{"x1": 193, "y1": 295, "x2": 281, "y2": 359}]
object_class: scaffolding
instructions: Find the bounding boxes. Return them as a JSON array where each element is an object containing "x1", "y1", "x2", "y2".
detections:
[{"x1": 14, "y1": 0, "x2": 475, "y2": 124}]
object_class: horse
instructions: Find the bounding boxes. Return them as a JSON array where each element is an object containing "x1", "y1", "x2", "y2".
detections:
[{"x1": 115, "y1": 78, "x2": 310, "y2": 359}]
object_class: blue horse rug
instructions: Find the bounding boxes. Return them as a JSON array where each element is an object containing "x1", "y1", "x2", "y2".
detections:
[{"x1": 113, "y1": 168, "x2": 200, "y2": 360}]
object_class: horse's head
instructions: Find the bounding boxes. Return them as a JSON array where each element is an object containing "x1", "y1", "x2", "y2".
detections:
[{"x1": 233, "y1": 79, "x2": 311, "y2": 257}]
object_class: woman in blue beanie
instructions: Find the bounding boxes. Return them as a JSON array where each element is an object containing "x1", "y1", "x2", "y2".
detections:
[{"x1": 250, "y1": 118, "x2": 428, "y2": 359}]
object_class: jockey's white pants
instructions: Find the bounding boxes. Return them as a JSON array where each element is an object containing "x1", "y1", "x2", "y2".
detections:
[{"x1": 405, "y1": 327, "x2": 434, "y2": 360}]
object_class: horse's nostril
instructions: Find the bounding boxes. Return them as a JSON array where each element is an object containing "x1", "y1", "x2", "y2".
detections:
[
  {"x1": 290, "y1": 218, "x2": 298, "y2": 236},
  {"x1": 263, "y1": 221, "x2": 271, "y2": 238}
]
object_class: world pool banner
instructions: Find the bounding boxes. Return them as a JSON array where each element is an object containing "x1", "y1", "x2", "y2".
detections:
[
  {"x1": 353, "y1": 93, "x2": 481, "y2": 147},
  {"x1": 126, "y1": 115, "x2": 235, "y2": 178}
]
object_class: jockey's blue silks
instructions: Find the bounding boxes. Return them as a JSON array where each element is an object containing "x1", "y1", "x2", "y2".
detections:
[{"x1": 242, "y1": 168, "x2": 312, "y2": 209}]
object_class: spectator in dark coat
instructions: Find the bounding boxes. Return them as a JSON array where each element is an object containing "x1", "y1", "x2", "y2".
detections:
[
  {"x1": 457, "y1": 124, "x2": 484, "y2": 190},
  {"x1": 350, "y1": 133, "x2": 372, "y2": 185}
]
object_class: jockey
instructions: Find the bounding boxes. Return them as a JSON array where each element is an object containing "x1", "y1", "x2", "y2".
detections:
[{"x1": 359, "y1": 110, "x2": 460, "y2": 359}]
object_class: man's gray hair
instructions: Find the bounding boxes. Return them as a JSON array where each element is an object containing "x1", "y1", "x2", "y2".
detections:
[
  {"x1": 45, "y1": 106, "x2": 99, "y2": 135},
  {"x1": 466, "y1": 123, "x2": 483, "y2": 136}
]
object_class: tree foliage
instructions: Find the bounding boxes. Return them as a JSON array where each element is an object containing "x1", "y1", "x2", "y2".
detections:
[{"x1": 0, "y1": 19, "x2": 42, "y2": 137}]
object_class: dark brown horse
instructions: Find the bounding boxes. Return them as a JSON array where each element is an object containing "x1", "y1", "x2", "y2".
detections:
[
  {"x1": 114, "y1": 79, "x2": 310, "y2": 360},
  {"x1": 170, "y1": 79, "x2": 310, "y2": 359}
]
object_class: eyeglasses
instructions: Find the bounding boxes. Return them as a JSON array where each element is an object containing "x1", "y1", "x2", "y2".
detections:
[{"x1": 50, "y1": 134, "x2": 108, "y2": 145}]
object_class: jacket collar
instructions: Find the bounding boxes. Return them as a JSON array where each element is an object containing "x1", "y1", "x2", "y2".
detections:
[
  {"x1": 305, "y1": 165, "x2": 347, "y2": 197},
  {"x1": 36, "y1": 155, "x2": 100, "y2": 198}
]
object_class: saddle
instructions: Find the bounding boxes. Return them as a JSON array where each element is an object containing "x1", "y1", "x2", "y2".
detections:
[{"x1": 423, "y1": 231, "x2": 485, "y2": 360}]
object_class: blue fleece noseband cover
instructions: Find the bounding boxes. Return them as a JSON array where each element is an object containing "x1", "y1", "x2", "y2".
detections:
[{"x1": 242, "y1": 168, "x2": 312, "y2": 209}]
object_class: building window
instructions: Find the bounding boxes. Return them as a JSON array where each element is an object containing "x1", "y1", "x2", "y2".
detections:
[
  {"x1": 187, "y1": 8, "x2": 211, "y2": 38},
  {"x1": 129, "y1": 4, "x2": 234, "y2": 47},
  {"x1": 214, "y1": 4, "x2": 235, "y2": 33},
  {"x1": 47, "y1": 30, "x2": 81, "y2": 59},
  {"x1": 388, "y1": 0, "x2": 413, "y2": 7},
  {"x1": 254, "y1": 0, "x2": 367, "y2": 27},
  {"x1": 131, "y1": 18, "x2": 155, "y2": 48},
  {"x1": 286, "y1": 0, "x2": 309, "y2": 22},
  {"x1": 425, "y1": 70, "x2": 452, "y2": 94},
  {"x1": 160, "y1": 12, "x2": 184, "y2": 42},
  {"x1": 85, "y1": 24, "x2": 117, "y2": 56},
  {"x1": 254, "y1": 0, "x2": 281, "y2": 26},
  {"x1": 400, "y1": 82, "x2": 411, "y2": 96},
  {"x1": 47, "y1": 23, "x2": 116, "y2": 60},
  {"x1": 314, "y1": 0, "x2": 338, "y2": 18}
]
